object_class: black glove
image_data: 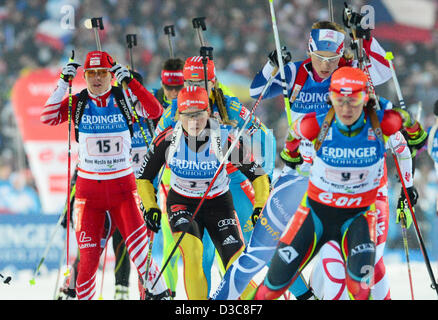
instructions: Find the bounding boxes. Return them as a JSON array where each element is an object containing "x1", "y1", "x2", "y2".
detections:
[
  {"x1": 396, "y1": 186, "x2": 418, "y2": 229},
  {"x1": 251, "y1": 207, "x2": 262, "y2": 227},
  {"x1": 268, "y1": 46, "x2": 292, "y2": 68},
  {"x1": 342, "y1": 5, "x2": 371, "y2": 40},
  {"x1": 141, "y1": 203, "x2": 161, "y2": 233},
  {"x1": 110, "y1": 63, "x2": 133, "y2": 84},
  {"x1": 131, "y1": 70, "x2": 144, "y2": 85},
  {"x1": 60, "y1": 61, "x2": 81, "y2": 83}
]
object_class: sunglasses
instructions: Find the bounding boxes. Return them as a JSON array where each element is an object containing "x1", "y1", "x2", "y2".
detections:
[
  {"x1": 179, "y1": 110, "x2": 208, "y2": 119},
  {"x1": 163, "y1": 84, "x2": 184, "y2": 92},
  {"x1": 310, "y1": 52, "x2": 342, "y2": 64},
  {"x1": 184, "y1": 80, "x2": 211, "y2": 88},
  {"x1": 85, "y1": 69, "x2": 110, "y2": 77},
  {"x1": 330, "y1": 91, "x2": 367, "y2": 107}
]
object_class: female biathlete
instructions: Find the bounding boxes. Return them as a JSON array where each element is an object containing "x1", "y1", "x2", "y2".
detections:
[
  {"x1": 212, "y1": 18, "x2": 398, "y2": 300},
  {"x1": 136, "y1": 86, "x2": 271, "y2": 299},
  {"x1": 254, "y1": 66, "x2": 423, "y2": 300}
]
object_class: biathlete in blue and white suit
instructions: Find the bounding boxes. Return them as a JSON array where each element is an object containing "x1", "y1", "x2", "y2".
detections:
[
  {"x1": 156, "y1": 56, "x2": 276, "y2": 295},
  {"x1": 211, "y1": 20, "x2": 396, "y2": 300},
  {"x1": 136, "y1": 86, "x2": 271, "y2": 300},
  {"x1": 254, "y1": 66, "x2": 422, "y2": 300}
]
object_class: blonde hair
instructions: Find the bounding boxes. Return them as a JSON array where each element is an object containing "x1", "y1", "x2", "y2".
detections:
[{"x1": 311, "y1": 21, "x2": 354, "y2": 61}]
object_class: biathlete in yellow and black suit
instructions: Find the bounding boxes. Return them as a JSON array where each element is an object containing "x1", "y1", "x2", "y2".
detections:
[{"x1": 136, "y1": 86, "x2": 270, "y2": 299}]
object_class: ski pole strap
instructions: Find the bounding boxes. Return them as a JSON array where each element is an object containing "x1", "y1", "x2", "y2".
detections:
[
  {"x1": 314, "y1": 107, "x2": 335, "y2": 152},
  {"x1": 366, "y1": 104, "x2": 384, "y2": 142}
]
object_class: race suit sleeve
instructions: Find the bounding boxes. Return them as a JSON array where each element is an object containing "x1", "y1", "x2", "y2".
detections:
[
  {"x1": 127, "y1": 78, "x2": 163, "y2": 120},
  {"x1": 249, "y1": 61, "x2": 299, "y2": 100},
  {"x1": 386, "y1": 131, "x2": 413, "y2": 188},
  {"x1": 40, "y1": 78, "x2": 79, "y2": 125}
]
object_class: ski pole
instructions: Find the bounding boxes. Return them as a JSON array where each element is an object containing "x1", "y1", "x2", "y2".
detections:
[
  {"x1": 0, "y1": 273, "x2": 11, "y2": 285},
  {"x1": 384, "y1": 52, "x2": 406, "y2": 108},
  {"x1": 360, "y1": 50, "x2": 415, "y2": 299},
  {"x1": 391, "y1": 142, "x2": 438, "y2": 297},
  {"x1": 199, "y1": 46, "x2": 214, "y2": 112},
  {"x1": 98, "y1": 243, "x2": 109, "y2": 300},
  {"x1": 126, "y1": 34, "x2": 137, "y2": 70},
  {"x1": 64, "y1": 50, "x2": 76, "y2": 278},
  {"x1": 30, "y1": 209, "x2": 67, "y2": 285},
  {"x1": 268, "y1": 0, "x2": 292, "y2": 127},
  {"x1": 399, "y1": 206, "x2": 415, "y2": 300},
  {"x1": 92, "y1": 17, "x2": 104, "y2": 51},
  {"x1": 328, "y1": 0, "x2": 334, "y2": 22},
  {"x1": 53, "y1": 237, "x2": 67, "y2": 299},
  {"x1": 151, "y1": 72, "x2": 277, "y2": 290},
  {"x1": 163, "y1": 25, "x2": 176, "y2": 58},
  {"x1": 384, "y1": 52, "x2": 438, "y2": 297},
  {"x1": 192, "y1": 17, "x2": 207, "y2": 46}
]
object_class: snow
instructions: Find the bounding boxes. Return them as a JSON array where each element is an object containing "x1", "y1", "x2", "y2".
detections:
[{"x1": 0, "y1": 257, "x2": 437, "y2": 300}]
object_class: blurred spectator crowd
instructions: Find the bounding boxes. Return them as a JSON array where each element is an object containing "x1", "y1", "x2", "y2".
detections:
[{"x1": 0, "y1": 0, "x2": 437, "y2": 251}]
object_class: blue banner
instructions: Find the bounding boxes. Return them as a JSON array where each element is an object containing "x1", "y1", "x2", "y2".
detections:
[{"x1": 0, "y1": 214, "x2": 65, "y2": 271}]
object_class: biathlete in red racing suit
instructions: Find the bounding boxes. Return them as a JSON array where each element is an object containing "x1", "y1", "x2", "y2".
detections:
[
  {"x1": 254, "y1": 67, "x2": 424, "y2": 300},
  {"x1": 40, "y1": 50, "x2": 168, "y2": 300}
]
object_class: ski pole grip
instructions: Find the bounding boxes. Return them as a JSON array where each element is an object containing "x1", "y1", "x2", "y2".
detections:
[
  {"x1": 164, "y1": 25, "x2": 175, "y2": 37},
  {"x1": 126, "y1": 34, "x2": 137, "y2": 48},
  {"x1": 200, "y1": 46, "x2": 214, "y2": 61},
  {"x1": 192, "y1": 17, "x2": 206, "y2": 30},
  {"x1": 91, "y1": 17, "x2": 104, "y2": 30}
]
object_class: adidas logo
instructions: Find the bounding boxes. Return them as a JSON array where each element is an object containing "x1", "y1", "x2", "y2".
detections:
[
  {"x1": 222, "y1": 235, "x2": 239, "y2": 246},
  {"x1": 174, "y1": 217, "x2": 189, "y2": 227}
]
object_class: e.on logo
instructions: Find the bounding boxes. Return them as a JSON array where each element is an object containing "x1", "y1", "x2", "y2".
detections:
[{"x1": 318, "y1": 192, "x2": 362, "y2": 207}]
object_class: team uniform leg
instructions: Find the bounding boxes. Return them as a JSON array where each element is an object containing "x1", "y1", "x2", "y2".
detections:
[
  {"x1": 167, "y1": 191, "x2": 209, "y2": 300},
  {"x1": 341, "y1": 210, "x2": 377, "y2": 300},
  {"x1": 160, "y1": 185, "x2": 180, "y2": 296},
  {"x1": 309, "y1": 189, "x2": 390, "y2": 300},
  {"x1": 254, "y1": 197, "x2": 318, "y2": 300},
  {"x1": 211, "y1": 169, "x2": 310, "y2": 300},
  {"x1": 74, "y1": 179, "x2": 110, "y2": 300}
]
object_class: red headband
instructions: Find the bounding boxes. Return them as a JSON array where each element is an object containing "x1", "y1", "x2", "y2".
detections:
[
  {"x1": 161, "y1": 70, "x2": 184, "y2": 86},
  {"x1": 183, "y1": 56, "x2": 215, "y2": 81},
  {"x1": 177, "y1": 86, "x2": 209, "y2": 112}
]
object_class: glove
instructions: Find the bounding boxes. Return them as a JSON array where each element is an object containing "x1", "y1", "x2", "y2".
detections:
[
  {"x1": 141, "y1": 203, "x2": 162, "y2": 233},
  {"x1": 251, "y1": 207, "x2": 262, "y2": 227},
  {"x1": 60, "y1": 61, "x2": 80, "y2": 82},
  {"x1": 402, "y1": 126, "x2": 428, "y2": 157},
  {"x1": 342, "y1": 7, "x2": 371, "y2": 40},
  {"x1": 396, "y1": 186, "x2": 418, "y2": 229},
  {"x1": 280, "y1": 147, "x2": 303, "y2": 170},
  {"x1": 268, "y1": 46, "x2": 292, "y2": 68},
  {"x1": 110, "y1": 63, "x2": 133, "y2": 85}
]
